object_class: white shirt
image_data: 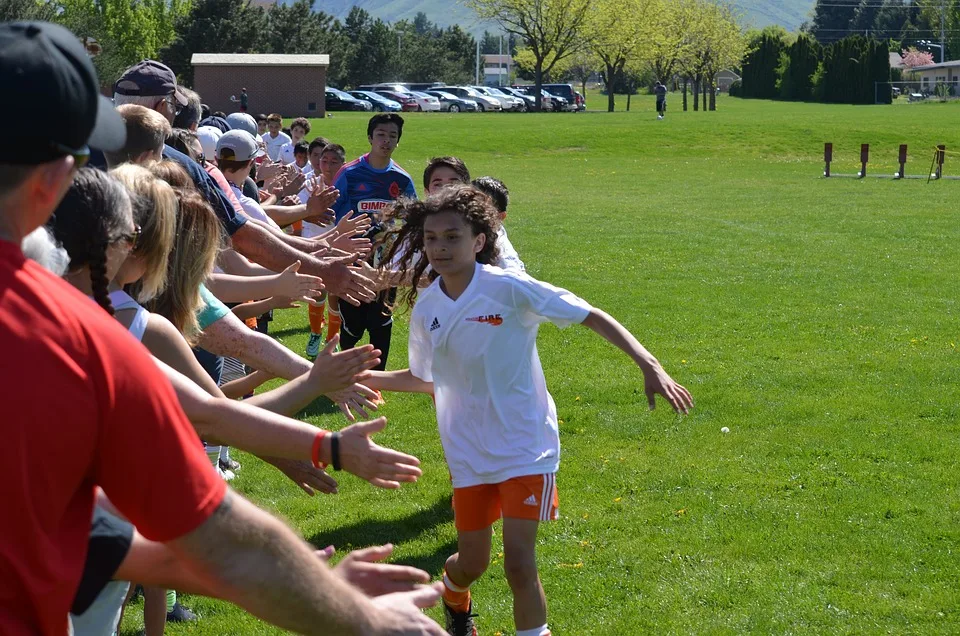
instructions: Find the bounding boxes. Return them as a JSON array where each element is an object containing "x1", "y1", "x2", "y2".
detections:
[
  {"x1": 230, "y1": 183, "x2": 282, "y2": 231},
  {"x1": 296, "y1": 170, "x2": 330, "y2": 239},
  {"x1": 496, "y1": 226, "x2": 524, "y2": 273},
  {"x1": 263, "y1": 131, "x2": 291, "y2": 161},
  {"x1": 409, "y1": 263, "x2": 592, "y2": 487},
  {"x1": 278, "y1": 141, "x2": 304, "y2": 166}
]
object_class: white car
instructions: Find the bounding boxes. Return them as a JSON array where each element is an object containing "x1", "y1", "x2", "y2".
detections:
[
  {"x1": 440, "y1": 86, "x2": 502, "y2": 112},
  {"x1": 408, "y1": 91, "x2": 442, "y2": 112},
  {"x1": 471, "y1": 86, "x2": 524, "y2": 111}
]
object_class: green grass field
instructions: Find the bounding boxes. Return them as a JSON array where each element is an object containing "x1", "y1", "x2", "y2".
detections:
[{"x1": 125, "y1": 96, "x2": 960, "y2": 634}]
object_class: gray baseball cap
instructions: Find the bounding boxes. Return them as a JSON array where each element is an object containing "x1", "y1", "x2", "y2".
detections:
[
  {"x1": 225, "y1": 112, "x2": 257, "y2": 136},
  {"x1": 216, "y1": 130, "x2": 265, "y2": 162}
]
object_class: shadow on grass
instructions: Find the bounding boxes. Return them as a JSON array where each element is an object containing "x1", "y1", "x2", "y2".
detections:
[
  {"x1": 270, "y1": 325, "x2": 309, "y2": 339},
  {"x1": 308, "y1": 496, "x2": 457, "y2": 575},
  {"x1": 295, "y1": 395, "x2": 345, "y2": 419}
]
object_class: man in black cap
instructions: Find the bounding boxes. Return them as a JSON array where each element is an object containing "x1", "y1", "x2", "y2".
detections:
[
  {"x1": 0, "y1": 21, "x2": 445, "y2": 636},
  {"x1": 114, "y1": 59, "x2": 188, "y2": 125}
]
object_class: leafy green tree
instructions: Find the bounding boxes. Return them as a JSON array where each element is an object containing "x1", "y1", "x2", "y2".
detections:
[
  {"x1": 468, "y1": 0, "x2": 591, "y2": 110},
  {"x1": 160, "y1": 0, "x2": 266, "y2": 84}
]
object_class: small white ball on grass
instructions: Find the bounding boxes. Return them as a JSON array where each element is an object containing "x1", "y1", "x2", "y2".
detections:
[{"x1": 720, "y1": 426, "x2": 730, "y2": 434}]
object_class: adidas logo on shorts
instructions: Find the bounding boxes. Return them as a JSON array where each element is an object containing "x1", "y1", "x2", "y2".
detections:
[
  {"x1": 430, "y1": 317, "x2": 441, "y2": 332},
  {"x1": 523, "y1": 494, "x2": 538, "y2": 506}
]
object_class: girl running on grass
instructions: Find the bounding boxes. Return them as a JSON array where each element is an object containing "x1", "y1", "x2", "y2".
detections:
[{"x1": 365, "y1": 185, "x2": 693, "y2": 636}]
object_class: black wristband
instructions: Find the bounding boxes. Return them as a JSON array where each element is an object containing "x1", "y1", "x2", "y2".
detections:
[{"x1": 331, "y1": 431, "x2": 342, "y2": 471}]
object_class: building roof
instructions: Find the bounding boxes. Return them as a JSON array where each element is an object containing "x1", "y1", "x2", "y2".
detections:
[
  {"x1": 890, "y1": 52, "x2": 904, "y2": 69},
  {"x1": 191, "y1": 53, "x2": 329, "y2": 67},
  {"x1": 913, "y1": 59, "x2": 960, "y2": 71}
]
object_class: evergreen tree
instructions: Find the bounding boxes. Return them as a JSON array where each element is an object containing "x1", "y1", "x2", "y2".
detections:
[
  {"x1": 809, "y1": 0, "x2": 858, "y2": 44},
  {"x1": 778, "y1": 34, "x2": 821, "y2": 101},
  {"x1": 741, "y1": 31, "x2": 787, "y2": 99}
]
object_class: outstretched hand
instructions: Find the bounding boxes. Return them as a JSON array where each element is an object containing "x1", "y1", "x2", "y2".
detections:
[
  {"x1": 319, "y1": 544, "x2": 431, "y2": 597},
  {"x1": 309, "y1": 336, "x2": 380, "y2": 394},
  {"x1": 643, "y1": 366, "x2": 694, "y2": 414},
  {"x1": 337, "y1": 416, "x2": 422, "y2": 489},
  {"x1": 327, "y1": 382, "x2": 380, "y2": 421},
  {"x1": 264, "y1": 456, "x2": 338, "y2": 495}
]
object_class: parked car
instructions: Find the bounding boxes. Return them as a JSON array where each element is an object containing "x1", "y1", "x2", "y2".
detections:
[
  {"x1": 359, "y1": 83, "x2": 413, "y2": 94},
  {"x1": 375, "y1": 90, "x2": 419, "y2": 112},
  {"x1": 511, "y1": 85, "x2": 556, "y2": 111},
  {"x1": 408, "y1": 91, "x2": 442, "y2": 112},
  {"x1": 470, "y1": 86, "x2": 525, "y2": 111},
  {"x1": 349, "y1": 90, "x2": 402, "y2": 112},
  {"x1": 326, "y1": 87, "x2": 370, "y2": 111},
  {"x1": 425, "y1": 90, "x2": 478, "y2": 112},
  {"x1": 500, "y1": 86, "x2": 536, "y2": 110},
  {"x1": 405, "y1": 82, "x2": 445, "y2": 92},
  {"x1": 574, "y1": 90, "x2": 586, "y2": 110},
  {"x1": 437, "y1": 86, "x2": 502, "y2": 112},
  {"x1": 542, "y1": 83, "x2": 579, "y2": 111}
]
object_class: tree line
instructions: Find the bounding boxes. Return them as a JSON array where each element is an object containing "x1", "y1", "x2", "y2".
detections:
[
  {"x1": 736, "y1": 27, "x2": 892, "y2": 105},
  {"x1": 2, "y1": 0, "x2": 476, "y2": 90}
]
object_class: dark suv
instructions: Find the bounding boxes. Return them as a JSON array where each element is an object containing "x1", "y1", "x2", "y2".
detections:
[{"x1": 541, "y1": 84, "x2": 579, "y2": 111}]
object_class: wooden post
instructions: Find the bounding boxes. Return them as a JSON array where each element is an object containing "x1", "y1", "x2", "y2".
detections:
[
  {"x1": 859, "y1": 143, "x2": 869, "y2": 178},
  {"x1": 936, "y1": 144, "x2": 946, "y2": 179},
  {"x1": 898, "y1": 144, "x2": 908, "y2": 178},
  {"x1": 824, "y1": 143, "x2": 832, "y2": 177}
]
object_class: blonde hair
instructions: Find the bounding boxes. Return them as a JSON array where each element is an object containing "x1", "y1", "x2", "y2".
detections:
[
  {"x1": 109, "y1": 163, "x2": 177, "y2": 302},
  {"x1": 104, "y1": 104, "x2": 172, "y2": 167},
  {"x1": 147, "y1": 160, "x2": 223, "y2": 343}
]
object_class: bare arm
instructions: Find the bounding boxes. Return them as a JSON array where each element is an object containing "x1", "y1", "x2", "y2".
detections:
[
  {"x1": 364, "y1": 369, "x2": 434, "y2": 395},
  {"x1": 167, "y1": 491, "x2": 447, "y2": 635},
  {"x1": 219, "y1": 370, "x2": 273, "y2": 399},
  {"x1": 197, "y1": 310, "x2": 312, "y2": 380},
  {"x1": 581, "y1": 308, "x2": 694, "y2": 413},
  {"x1": 217, "y1": 248, "x2": 276, "y2": 277},
  {"x1": 206, "y1": 263, "x2": 323, "y2": 304}
]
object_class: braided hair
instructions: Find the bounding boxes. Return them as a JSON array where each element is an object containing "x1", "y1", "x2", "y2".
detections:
[
  {"x1": 48, "y1": 168, "x2": 133, "y2": 315},
  {"x1": 380, "y1": 184, "x2": 501, "y2": 311}
]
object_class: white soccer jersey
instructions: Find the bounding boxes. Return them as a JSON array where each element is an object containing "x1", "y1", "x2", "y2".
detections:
[
  {"x1": 409, "y1": 263, "x2": 592, "y2": 488},
  {"x1": 496, "y1": 226, "x2": 525, "y2": 273},
  {"x1": 263, "y1": 132, "x2": 291, "y2": 161}
]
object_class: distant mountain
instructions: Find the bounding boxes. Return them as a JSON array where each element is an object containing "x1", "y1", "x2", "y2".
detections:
[{"x1": 302, "y1": 0, "x2": 817, "y2": 35}]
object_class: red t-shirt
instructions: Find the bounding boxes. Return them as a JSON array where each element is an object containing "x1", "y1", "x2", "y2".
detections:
[{"x1": 0, "y1": 240, "x2": 226, "y2": 635}]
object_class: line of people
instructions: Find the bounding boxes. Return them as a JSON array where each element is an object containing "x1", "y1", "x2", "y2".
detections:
[{"x1": 2, "y1": 19, "x2": 693, "y2": 636}]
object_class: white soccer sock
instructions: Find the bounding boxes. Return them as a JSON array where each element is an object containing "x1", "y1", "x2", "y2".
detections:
[
  {"x1": 516, "y1": 625, "x2": 550, "y2": 636},
  {"x1": 219, "y1": 446, "x2": 231, "y2": 462}
]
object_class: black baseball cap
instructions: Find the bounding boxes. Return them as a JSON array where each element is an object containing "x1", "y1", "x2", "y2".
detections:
[
  {"x1": 0, "y1": 21, "x2": 125, "y2": 163},
  {"x1": 114, "y1": 60, "x2": 188, "y2": 106}
]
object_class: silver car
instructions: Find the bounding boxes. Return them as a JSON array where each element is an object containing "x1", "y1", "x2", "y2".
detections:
[
  {"x1": 439, "y1": 86, "x2": 502, "y2": 112},
  {"x1": 471, "y1": 86, "x2": 525, "y2": 111}
]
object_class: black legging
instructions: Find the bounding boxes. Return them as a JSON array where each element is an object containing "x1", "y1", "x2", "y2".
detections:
[{"x1": 338, "y1": 290, "x2": 395, "y2": 371}]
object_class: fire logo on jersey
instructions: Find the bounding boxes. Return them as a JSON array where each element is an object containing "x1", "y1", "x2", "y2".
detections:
[
  {"x1": 389, "y1": 181, "x2": 401, "y2": 198},
  {"x1": 465, "y1": 314, "x2": 504, "y2": 326}
]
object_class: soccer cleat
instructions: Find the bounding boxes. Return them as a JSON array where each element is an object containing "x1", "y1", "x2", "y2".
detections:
[
  {"x1": 166, "y1": 601, "x2": 199, "y2": 623},
  {"x1": 306, "y1": 333, "x2": 323, "y2": 360},
  {"x1": 444, "y1": 601, "x2": 478, "y2": 636}
]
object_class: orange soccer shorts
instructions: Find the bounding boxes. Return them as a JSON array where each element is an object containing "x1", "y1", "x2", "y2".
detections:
[{"x1": 452, "y1": 474, "x2": 559, "y2": 532}]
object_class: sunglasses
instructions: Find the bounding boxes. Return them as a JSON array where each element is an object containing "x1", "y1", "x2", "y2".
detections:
[
  {"x1": 117, "y1": 224, "x2": 142, "y2": 249},
  {"x1": 52, "y1": 143, "x2": 90, "y2": 169},
  {"x1": 164, "y1": 95, "x2": 183, "y2": 116}
]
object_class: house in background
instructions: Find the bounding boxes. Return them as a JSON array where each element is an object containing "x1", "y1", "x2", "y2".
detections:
[
  {"x1": 911, "y1": 59, "x2": 960, "y2": 93},
  {"x1": 716, "y1": 69, "x2": 740, "y2": 92},
  {"x1": 192, "y1": 53, "x2": 329, "y2": 117},
  {"x1": 482, "y1": 54, "x2": 512, "y2": 86}
]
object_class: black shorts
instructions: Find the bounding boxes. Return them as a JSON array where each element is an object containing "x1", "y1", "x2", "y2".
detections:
[{"x1": 657, "y1": 98, "x2": 666, "y2": 111}]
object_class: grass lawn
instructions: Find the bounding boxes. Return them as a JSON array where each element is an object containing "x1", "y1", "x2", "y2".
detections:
[{"x1": 125, "y1": 96, "x2": 960, "y2": 634}]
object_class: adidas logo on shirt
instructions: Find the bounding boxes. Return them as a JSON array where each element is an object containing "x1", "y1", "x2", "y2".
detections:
[
  {"x1": 523, "y1": 494, "x2": 538, "y2": 506},
  {"x1": 429, "y1": 317, "x2": 441, "y2": 332}
]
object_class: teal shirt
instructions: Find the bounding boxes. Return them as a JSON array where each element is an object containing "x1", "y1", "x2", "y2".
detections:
[{"x1": 196, "y1": 284, "x2": 229, "y2": 330}]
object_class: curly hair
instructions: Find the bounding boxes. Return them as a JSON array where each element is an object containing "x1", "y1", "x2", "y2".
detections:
[
  {"x1": 48, "y1": 168, "x2": 133, "y2": 315},
  {"x1": 471, "y1": 176, "x2": 509, "y2": 214},
  {"x1": 381, "y1": 184, "x2": 501, "y2": 310}
]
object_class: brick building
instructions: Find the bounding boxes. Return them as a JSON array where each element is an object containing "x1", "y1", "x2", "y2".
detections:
[{"x1": 191, "y1": 53, "x2": 329, "y2": 117}]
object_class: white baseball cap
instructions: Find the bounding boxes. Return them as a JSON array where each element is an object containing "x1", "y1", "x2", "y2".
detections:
[
  {"x1": 196, "y1": 126, "x2": 222, "y2": 161},
  {"x1": 216, "y1": 130, "x2": 266, "y2": 162}
]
